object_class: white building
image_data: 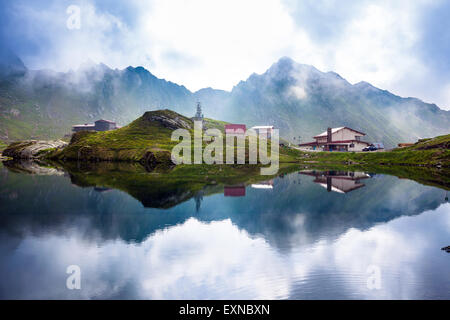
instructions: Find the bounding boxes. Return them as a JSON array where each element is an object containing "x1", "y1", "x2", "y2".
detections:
[{"x1": 299, "y1": 127, "x2": 370, "y2": 152}]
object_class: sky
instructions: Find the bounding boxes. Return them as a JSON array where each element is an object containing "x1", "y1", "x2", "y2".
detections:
[{"x1": 1, "y1": 0, "x2": 450, "y2": 110}]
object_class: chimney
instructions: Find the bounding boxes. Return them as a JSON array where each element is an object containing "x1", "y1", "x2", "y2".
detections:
[{"x1": 327, "y1": 127, "x2": 332, "y2": 143}]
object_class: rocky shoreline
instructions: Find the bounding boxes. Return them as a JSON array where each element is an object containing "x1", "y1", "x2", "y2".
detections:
[{"x1": 2, "y1": 140, "x2": 68, "y2": 160}]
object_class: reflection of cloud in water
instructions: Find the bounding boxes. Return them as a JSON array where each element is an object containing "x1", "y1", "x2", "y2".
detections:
[{"x1": 1, "y1": 204, "x2": 449, "y2": 299}]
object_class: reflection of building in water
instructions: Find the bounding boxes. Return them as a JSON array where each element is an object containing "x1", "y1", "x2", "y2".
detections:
[
  {"x1": 224, "y1": 185, "x2": 246, "y2": 197},
  {"x1": 251, "y1": 179, "x2": 274, "y2": 189},
  {"x1": 300, "y1": 171, "x2": 371, "y2": 193}
]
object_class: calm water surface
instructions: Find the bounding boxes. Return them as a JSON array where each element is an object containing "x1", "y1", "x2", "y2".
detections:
[{"x1": 0, "y1": 162, "x2": 449, "y2": 299}]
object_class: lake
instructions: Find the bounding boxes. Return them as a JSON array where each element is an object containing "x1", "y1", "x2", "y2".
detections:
[{"x1": 0, "y1": 161, "x2": 449, "y2": 299}]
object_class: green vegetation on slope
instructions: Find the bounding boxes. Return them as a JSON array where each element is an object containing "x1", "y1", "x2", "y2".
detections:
[
  {"x1": 302, "y1": 134, "x2": 450, "y2": 167},
  {"x1": 397, "y1": 134, "x2": 450, "y2": 151},
  {"x1": 52, "y1": 110, "x2": 188, "y2": 163},
  {"x1": 52, "y1": 109, "x2": 303, "y2": 166},
  {"x1": 203, "y1": 118, "x2": 228, "y2": 132},
  {"x1": 0, "y1": 140, "x2": 7, "y2": 152}
]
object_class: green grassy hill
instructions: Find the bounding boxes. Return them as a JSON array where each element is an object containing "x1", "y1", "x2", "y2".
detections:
[
  {"x1": 53, "y1": 110, "x2": 190, "y2": 164},
  {"x1": 399, "y1": 135, "x2": 450, "y2": 151},
  {"x1": 51, "y1": 109, "x2": 301, "y2": 167},
  {"x1": 0, "y1": 140, "x2": 7, "y2": 152}
]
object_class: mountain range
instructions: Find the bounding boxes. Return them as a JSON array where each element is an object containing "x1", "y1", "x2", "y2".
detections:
[{"x1": 0, "y1": 51, "x2": 449, "y2": 148}]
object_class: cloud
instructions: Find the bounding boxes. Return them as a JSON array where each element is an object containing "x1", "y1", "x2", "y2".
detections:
[
  {"x1": 288, "y1": 86, "x2": 307, "y2": 100},
  {"x1": 1, "y1": 0, "x2": 450, "y2": 109},
  {"x1": 282, "y1": 0, "x2": 371, "y2": 42},
  {"x1": 1, "y1": 204, "x2": 449, "y2": 299}
]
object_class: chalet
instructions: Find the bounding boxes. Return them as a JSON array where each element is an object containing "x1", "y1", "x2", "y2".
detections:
[
  {"x1": 298, "y1": 127, "x2": 370, "y2": 152},
  {"x1": 72, "y1": 119, "x2": 118, "y2": 133},
  {"x1": 251, "y1": 126, "x2": 274, "y2": 139},
  {"x1": 225, "y1": 124, "x2": 246, "y2": 135}
]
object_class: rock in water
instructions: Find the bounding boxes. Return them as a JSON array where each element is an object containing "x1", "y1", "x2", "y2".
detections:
[
  {"x1": 3, "y1": 140, "x2": 67, "y2": 159},
  {"x1": 442, "y1": 246, "x2": 450, "y2": 253}
]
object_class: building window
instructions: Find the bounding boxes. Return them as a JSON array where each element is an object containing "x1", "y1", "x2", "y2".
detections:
[{"x1": 350, "y1": 143, "x2": 354, "y2": 148}]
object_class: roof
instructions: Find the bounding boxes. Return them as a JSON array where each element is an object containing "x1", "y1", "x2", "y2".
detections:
[
  {"x1": 95, "y1": 119, "x2": 116, "y2": 124},
  {"x1": 72, "y1": 123, "x2": 95, "y2": 128},
  {"x1": 317, "y1": 182, "x2": 365, "y2": 193},
  {"x1": 298, "y1": 141, "x2": 319, "y2": 146},
  {"x1": 225, "y1": 124, "x2": 246, "y2": 131},
  {"x1": 315, "y1": 127, "x2": 344, "y2": 137},
  {"x1": 251, "y1": 126, "x2": 274, "y2": 129},
  {"x1": 314, "y1": 127, "x2": 365, "y2": 138},
  {"x1": 317, "y1": 183, "x2": 345, "y2": 193}
]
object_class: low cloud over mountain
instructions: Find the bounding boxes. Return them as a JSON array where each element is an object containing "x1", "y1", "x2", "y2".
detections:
[{"x1": 0, "y1": 54, "x2": 448, "y2": 148}]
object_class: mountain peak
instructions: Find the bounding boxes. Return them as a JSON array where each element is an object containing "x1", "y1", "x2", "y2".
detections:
[
  {"x1": 125, "y1": 65, "x2": 157, "y2": 78},
  {"x1": 277, "y1": 56, "x2": 295, "y2": 65},
  {"x1": 267, "y1": 57, "x2": 322, "y2": 79},
  {"x1": 75, "y1": 61, "x2": 112, "y2": 76},
  {"x1": 354, "y1": 81, "x2": 375, "y2": 88},
  {"x1": 272, "y1": 56, "x2": 306, "y2": 71},
  {"x1": 0, "y1": 48, "x2": 27, "y2": 77}
]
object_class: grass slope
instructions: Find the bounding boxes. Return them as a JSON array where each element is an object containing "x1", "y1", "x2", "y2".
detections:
[
  {"x1": 53, "y1": 110, "x2": 188, "y2": 162},
  {"x1": 0, "y1": 140, "x2": 7, "y2": 152},
  {"x1": 52, "y1": 109, "x2": 302, "y2": 165},
  {"x1": 303, "y1": 134, "x2": 450, "y2": 167}
]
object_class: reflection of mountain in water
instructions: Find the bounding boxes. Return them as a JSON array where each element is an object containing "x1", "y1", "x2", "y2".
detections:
[
  {"x1": 3, "y1": 160, "x2": 66, "y2": 176},
  {"x1": 0, "y1": 161, "x2": 448, "y2": 248},
  {"x1": 54, "y1": 161, "x2": 216, "y2": 209},
  {"x1": 300, "y1": 170, "x2": 370, "y2": 193}
]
